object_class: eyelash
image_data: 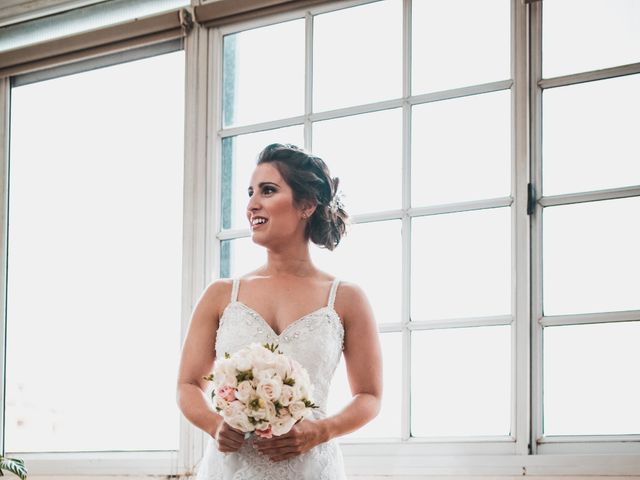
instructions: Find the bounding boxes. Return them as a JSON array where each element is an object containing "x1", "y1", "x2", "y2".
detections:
[{"x1": 248, "y1": 186, "x2": 276, "y2": 197}]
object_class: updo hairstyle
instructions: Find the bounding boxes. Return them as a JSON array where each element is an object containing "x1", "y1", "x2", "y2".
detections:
[{"x1": 256, "y1": 143, "x2": 349, "y2": 251}]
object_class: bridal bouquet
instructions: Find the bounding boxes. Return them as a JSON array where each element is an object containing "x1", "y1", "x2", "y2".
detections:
[{"x1": 203, "y1": 342, "x2": 318, "y2": 438}]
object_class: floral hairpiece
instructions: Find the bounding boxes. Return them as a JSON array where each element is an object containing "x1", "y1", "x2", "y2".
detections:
[{"x1": 328, "y1": 190, "x2": 345, "y2": 214}]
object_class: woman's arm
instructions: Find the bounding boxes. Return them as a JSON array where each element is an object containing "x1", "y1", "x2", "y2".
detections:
[
  {"x1": 318, "y1": 281, "x2": 383, "y2": 440},
  {"x1": 176, "y1": 280, "x2": 245, "y2": 451},
  {"x1": 255, "y1": 281, "x2": 382, "y2": 461}
]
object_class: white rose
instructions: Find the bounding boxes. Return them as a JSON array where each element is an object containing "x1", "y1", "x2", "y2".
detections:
[
  {"x1": 292, "y1": 381, "x2": 309, "y2": 400},
  {"x1": 223, "y1": 401, "x2": 255, "y2": 432},
  {"x1": 256, "y1": 377, "x2": 283, "y2": 402},
  {"x1": 274, "y1": 355, "x2": 291, "y2": 379},
  {"x1": 264, "y1": 400, "x2": 277, "y2": 423},
  {"x1": 236, "y1": 355, "x2": 252, "y2": 372},
  {"x1": 214, "y1": 359, "x2": 238, "y2": 388},
  {"x1": 214, "y1": 395, "x2": 228, "y2": 412},
  {"x1": 271, "y1": 413, "x2": 296, "y2": 436},
  {"x1": 279, "y1": 385, "x2": 295, "y2": 406},
  {"x1": 227, "y1": 411, "x2": 254, "y2": 432},
  {"x1": 246, "y1": 396, "x2": 269, "y2": 420},
  {"x1": 250, "y1": 398, "x2": 277, "y2": 423},
  {"x1": 288, "y1": 400, "x2": 307, "y2": 420},
  {"x1": 255, "y1": 368, "x2": 278, "y2": 384},
  {"x1": 235, "y1": 380, "x2": 254, "y2": 403}
]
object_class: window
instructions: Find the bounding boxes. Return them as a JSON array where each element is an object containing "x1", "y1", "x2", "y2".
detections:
[
  {"x1": 5, "y1": 50, "x2": 185, "y2": 456},
  {"x1": 215, "y1": 0, "x2": 516, "y2": 445},
  {"x1": 532, "y1": 0, "x2": 640, "y2": 454}
]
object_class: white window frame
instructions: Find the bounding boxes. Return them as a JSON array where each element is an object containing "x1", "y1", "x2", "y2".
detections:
[
  {"x1": 208, "y1": 0, "x2": 530, "y2": 473},
  {"x1": 0, "y1": 40, "x2": 201, "y2": 476},
  {"x1": 528, "y1": 0, "x2": 640, "y2": 458}
]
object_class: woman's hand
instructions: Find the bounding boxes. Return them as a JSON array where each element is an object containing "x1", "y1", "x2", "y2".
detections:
[
  {"x1": 213, "y1": 420, "x2": 246, "y2": 453},
  {"x1": 253, "y1": 419, "x2": 327, "y2": 462}
]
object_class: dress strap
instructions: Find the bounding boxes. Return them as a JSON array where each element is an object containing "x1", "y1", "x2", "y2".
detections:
[
  {"x1": 327, "y1": 278, "x2": 340, "y2": 309},
  {"x1": 230, "y1": 278, "x2": 240, "y2": 302}
]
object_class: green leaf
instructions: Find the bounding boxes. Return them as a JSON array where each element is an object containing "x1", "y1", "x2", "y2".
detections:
[
  {"x1": 303, "y1": 399, "x2": 319, "y2": 409},
  {"x1": 224, "y1": 352, "x2": 231, "y2": 359},
  {"x1": 202, "y1": 373, "x2": 214, "y2": 382},
  {"x1": 0, "y1": 456, "x2": 28, "y2": 480},
  {"x1": 263, "y1": 343, "x2": 279, "y2": 353},
  {"x1": 283, "y1": 375, "x2": 295, "y2": 387},
  {"x1": 236, "y1": 370, "x2": 253, "y2": 382}
]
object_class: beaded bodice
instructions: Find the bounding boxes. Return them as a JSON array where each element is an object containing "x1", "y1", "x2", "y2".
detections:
[{"x1": 214, "y1": 277, "x2": 344, "y2": 417}]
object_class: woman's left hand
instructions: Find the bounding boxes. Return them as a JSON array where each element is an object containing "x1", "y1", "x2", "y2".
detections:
[{"x1": 253, "y1": 419, "x2": 326, "y2": 462}]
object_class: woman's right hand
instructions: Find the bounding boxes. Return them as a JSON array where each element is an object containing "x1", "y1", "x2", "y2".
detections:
[{"x1": 213, "y1": 420, "x2": 246, "y2": 453}]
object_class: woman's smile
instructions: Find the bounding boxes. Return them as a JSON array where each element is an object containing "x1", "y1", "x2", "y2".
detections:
[{"x1": 250, "y1": 216, "x2": 269, "y2": 229}]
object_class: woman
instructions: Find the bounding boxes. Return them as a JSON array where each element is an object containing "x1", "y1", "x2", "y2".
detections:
[{"x1": 177, "y1": 143, "x2": 382, "y2": 479}]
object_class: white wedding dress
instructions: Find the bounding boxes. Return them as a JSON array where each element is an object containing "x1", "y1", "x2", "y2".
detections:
[{"x1": 196, "y1": 277, "x2": 347, "y2": 480}]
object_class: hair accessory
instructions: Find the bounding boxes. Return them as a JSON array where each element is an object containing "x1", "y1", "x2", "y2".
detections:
[{"x1": 328, "y1": 190, "x2": 345, "y2": 215}]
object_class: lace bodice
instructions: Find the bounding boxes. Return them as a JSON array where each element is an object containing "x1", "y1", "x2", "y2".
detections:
[{"x1": 196, "y1": 278, "x2": 347, "y2": 480}]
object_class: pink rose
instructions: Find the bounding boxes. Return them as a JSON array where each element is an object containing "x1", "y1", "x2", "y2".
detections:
[
  {"x1": 255, "y1": 425, "x2": 273, "y2": 439},
  {"x1": 217, "y1": 385, "x2": 236, "y2": 402}
]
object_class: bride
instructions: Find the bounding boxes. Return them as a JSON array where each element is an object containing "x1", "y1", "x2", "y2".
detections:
[{"x1": 176, "y1": 143, "x2": 382, "y2": 479}]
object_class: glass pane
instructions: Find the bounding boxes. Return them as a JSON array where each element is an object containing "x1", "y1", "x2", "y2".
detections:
[
  {"x1": 542, "y1": 75, "x2": 640, "y2": 196},
  {"x1": 223, "y1": 20, "x2": 304, "y2": 127},
  {"x1": 412, "y1": 208, "x2": 511, "y2": 321},
  {"x1": 544, "y1": 322, "x2": 640, "y2": 435},
  {"x1": 543, "y1": 197, "x2": 640, "y2": 316},
  {"x1": 412, "y1": 0, "x2": 510, "y2": 94},
  {"x1": 411, "y1": 325, "x2": 511, "y2": 437},
  {"x1": 5, "y1": 52, "x2": 185, "y2": 452},
  {"x1": 412, "y1": 91, "x2": 511, "y2": 207},
  {"x1": 311, "y1": 220, "x2": 402, "y2": 323},
  {"x1": 221, "y1": 237, "x2": 267, "y2": 279},
  {"x1": 313, "y1": 108, "x2": 402, "y2": 215},
  {"x1": 312, "y1": 220, "x2": 401, "y2": 325},
  {"x1": 0, "y1": 0, "x2": 189, "y2": 52},
  {"x1": 328, "y1": 332, "x2": 402, "y2": 439},
  {"x1": 221, "y1": 126, "x2": 304, "y2": 230},
  {"x1": 543, "y1": 0, "x2": 640, "y2": 78},
  {"x1": 313, "y1": 0, "x2": 402, "y2": 111}
]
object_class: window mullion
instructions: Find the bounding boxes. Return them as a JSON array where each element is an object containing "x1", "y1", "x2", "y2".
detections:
[
  {"x1": 180, "y1": 24, "x2": 214, "y2": 472},
  {"x1": 400, "y1": 0, "x2": 412, "y2": 443},
  {"x1": 529, "y1": 0, "x2": 544, "y2": 456},
  {"x1": 0, "y1": 76, "x2": 8, "y2": 460},
  {"x1": 513, "y1": 0, "x2": 531, "y2": 457},
  {"x1": 304, "y1": 10, "x2": 313, "y2": 150}
]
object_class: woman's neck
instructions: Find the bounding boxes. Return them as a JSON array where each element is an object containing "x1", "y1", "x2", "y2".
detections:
[{"x1": 262, "y1": 243, "x2": 316, "y2": 278}]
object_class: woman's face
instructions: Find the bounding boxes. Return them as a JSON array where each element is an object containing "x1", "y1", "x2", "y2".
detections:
[{"x1": 246, "y1": 163, "x2": 308, "y2": 247}]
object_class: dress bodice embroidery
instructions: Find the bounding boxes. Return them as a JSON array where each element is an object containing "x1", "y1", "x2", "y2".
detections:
[{"x1": 196, "y1": 278, "x2": 347, "y2": 480}]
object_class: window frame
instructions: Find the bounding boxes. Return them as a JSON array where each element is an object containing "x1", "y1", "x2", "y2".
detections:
[
  {"x1": 529, "y1": 0, "x2": 640, "y2": 457},
  {"x1": 209, "y1": 0, "x2": 528, "y2": 460},
  {"x1": 0, "y1": 40, "x2": 199, "y2": 476}
]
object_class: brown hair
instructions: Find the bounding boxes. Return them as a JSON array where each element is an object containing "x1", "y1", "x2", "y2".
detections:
[{"x1": 256, "y1": 143, "x2": 349, "y2": 250}]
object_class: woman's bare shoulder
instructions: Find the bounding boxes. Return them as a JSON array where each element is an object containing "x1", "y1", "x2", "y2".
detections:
[
  {"x1": 199, "y1": 278, "x2": 234, "y2": 317},
  {"x1": 334, "y1": 279, "x2": 368, "y2": 303},
  {"x1": 333, "y1": 279, "x2": 374, "y2": 322}
]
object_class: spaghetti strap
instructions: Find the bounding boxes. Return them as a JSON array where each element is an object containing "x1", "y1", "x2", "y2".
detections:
[
  {"x1": 230, "y1": 278, "x2": 240, "y2": 302},
  {"x1": 327, "y1": 278, "x2": 340, "y2": 309}
]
